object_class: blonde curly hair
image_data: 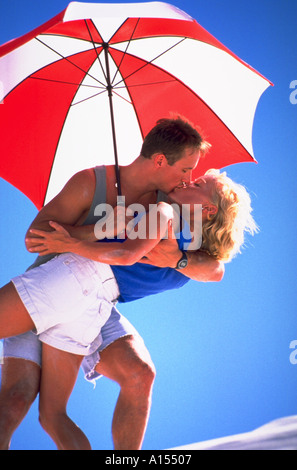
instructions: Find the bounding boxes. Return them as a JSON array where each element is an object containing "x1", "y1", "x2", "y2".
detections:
[{"x1": 200, "y1": 169, "x2": 258, "y2": 262}]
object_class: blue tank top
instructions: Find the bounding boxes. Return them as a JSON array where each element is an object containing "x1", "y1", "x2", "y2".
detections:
[{"x1": 111, "y1": 230, "x2": 190, "y2": 302}]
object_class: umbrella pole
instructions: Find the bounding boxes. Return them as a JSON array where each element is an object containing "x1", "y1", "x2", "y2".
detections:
[{"x1": 103, "y1": 43, "x2": 122, "y2": 196}]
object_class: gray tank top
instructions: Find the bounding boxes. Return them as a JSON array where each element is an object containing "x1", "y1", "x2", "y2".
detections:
[
  {"x1": 27, "y1": 165, "x2": 166, "y2": 270},
  {"x1": 83, "y1": 166, "x2": 107, "y2": 225}
]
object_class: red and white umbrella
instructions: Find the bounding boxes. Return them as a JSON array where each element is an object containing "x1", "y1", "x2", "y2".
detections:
[{"x1": 0, "y1": 2, "x2": 272, "y2": 209}]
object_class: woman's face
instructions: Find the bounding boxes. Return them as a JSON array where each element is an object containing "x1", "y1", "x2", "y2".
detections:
[{"x1": 168, "y1": 174, "x2": 217, "y2": 207}]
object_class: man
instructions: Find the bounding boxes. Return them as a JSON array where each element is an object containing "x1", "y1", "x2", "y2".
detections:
[{"x1": 0, "y1": 117, "x2": 224, "y2": 450}]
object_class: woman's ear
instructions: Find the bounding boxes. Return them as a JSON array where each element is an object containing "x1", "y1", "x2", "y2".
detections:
[{"x1": 203, "y1": 204, "x2": 218, "y2": 219}]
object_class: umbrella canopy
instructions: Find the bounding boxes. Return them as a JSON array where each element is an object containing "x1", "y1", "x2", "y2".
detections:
[{"x1": 0, "y1": 2, "x2": 272, "y2": 209}]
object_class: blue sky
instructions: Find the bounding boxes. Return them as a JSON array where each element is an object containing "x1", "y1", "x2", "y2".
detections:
[{"x1": 0, "y1": 0, "x2": 297, "y2": 450}]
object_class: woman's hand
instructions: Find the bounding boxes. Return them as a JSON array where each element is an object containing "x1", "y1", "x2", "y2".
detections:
[{"x1": 26, "y1": 221, "x2": 76, "y2": 255}]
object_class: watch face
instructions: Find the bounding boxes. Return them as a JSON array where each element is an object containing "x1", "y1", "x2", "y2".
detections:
[
  {"x1": 178, "y1": 259, "x2": 188, "y2": 269},
  {"x1": 177, "y1": 252, "x2": 188, "y2": 269}
]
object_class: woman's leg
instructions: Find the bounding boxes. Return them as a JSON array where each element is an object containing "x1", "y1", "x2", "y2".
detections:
[
  {"x1": 0, "y1": 358, "x2": 40, "y2": 450},
  {"x1": 0, "y1": 283, "x2": 35, "y2": 338},
  {"x1": 38, "y1": 343, "x2": 91, "y2": 450}
]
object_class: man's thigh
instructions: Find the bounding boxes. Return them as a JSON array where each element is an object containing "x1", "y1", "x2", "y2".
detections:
[
  {"x1": 0, "y1": 357, "x2": 40, "y2": 401},
  {"x1": 1, "y1": 332, "x2": 42, "y2": 397},
  {"x1": 3, "y1": 332, "x2": 42, "y2": 367},
  {"x1": 81, "y1": 307, "x2": 155, "y2": 384}
]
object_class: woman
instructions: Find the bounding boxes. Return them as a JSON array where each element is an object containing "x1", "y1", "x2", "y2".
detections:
[{"x1": 0, "y1": 169, "x2": 257, "y2": 449}]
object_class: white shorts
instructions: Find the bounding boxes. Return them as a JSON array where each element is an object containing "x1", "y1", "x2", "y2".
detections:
[
  {"x1": 11, "y1": 253, "x2": 120, "y2": 356},
  {"x1": 2, "y1": 307, "x2": 142, "y2": 383}
]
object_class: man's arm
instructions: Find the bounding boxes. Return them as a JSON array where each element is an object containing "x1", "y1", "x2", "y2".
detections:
[
  {"x1": 25, "y1": 169, "x2": 98, "y2": 251},
  {"x1": 27, "y1": 203, "x2": 175, "y2": 266}
]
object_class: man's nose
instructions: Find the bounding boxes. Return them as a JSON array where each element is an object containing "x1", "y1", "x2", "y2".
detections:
[{"x1": 182, "y1": 172, "x2": 192, "y2": 184}]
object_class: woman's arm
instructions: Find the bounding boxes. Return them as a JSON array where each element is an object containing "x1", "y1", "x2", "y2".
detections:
[
  {"x1": 27, "y1": 202, "x2": 174, "y2": 266},
  {"x1": 139, "y1": 238, "x2": 224, "y2": 282},
  {"x1": 181, "y1": 251, "x2": 225, "y2": 282}
]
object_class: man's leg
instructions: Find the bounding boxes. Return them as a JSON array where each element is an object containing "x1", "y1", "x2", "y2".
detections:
[
  {"x1": 0, "y1": 358, "x2": 40, "y2": 450},
  {"x1": 95, "y1": 335, "x2": 156, "y2": 450},
  {"x1": 38, "y1": 343, "x2": 91, "y2": 450}
]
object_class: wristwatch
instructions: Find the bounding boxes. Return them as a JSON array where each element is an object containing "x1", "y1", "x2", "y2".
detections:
[{"x1": 176, "y1": 251, "x2": 188, "y2": 269}]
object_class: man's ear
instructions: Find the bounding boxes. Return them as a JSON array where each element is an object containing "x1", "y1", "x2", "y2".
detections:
[{"x1": 153, "y1": 153, "x2": 166, "y2": 168}]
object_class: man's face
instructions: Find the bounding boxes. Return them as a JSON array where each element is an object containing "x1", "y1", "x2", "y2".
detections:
[{"x1": 159, "y1": 147, "x2": 200, "y2": 194}]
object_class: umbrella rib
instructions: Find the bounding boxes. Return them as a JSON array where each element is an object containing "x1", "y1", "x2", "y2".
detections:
[
  {"x1": 114, "y1": 79, "x2": 176, "y2": 89},
  {"x1": 71, "y1": 88, "x2": 108, "y2": 106},
  {"x1": 29, "y1": 75, "x2": 105, "y2": 90},
  {"x1": 113, "y1": 37, "x2": 187, "y2": 88},
  {"x1": 84, "y1": 20, "x2": 108, "y2": 83},
  {"x1": 111, "y1": 18, "x2": 141, "y2": 86},
  {"x1": 35, "y1": 37, "x2": 106, "y2": 88},
  {"x1": 111, "y1": 89, "x2": 132, "y2": 105}
]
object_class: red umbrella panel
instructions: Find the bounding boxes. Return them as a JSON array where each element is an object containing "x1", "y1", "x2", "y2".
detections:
[{"x1": 0, "y1": 2, "x2": 272, "y2": 209}]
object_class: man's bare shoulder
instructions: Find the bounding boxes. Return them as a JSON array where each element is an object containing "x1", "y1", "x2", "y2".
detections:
[
  {"x1": 44, "y1": 168, "x2": 97, "y2": 213},
  {"x1": 68, "y1": 167, "x2": 96, "y2": 185},
  {"x1": 65, "y1": 168, "x2": 96, "y2": 196}
]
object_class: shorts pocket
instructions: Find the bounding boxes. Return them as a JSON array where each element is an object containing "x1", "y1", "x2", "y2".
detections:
[
  {"x1": 39, "y1": 255, "x2": 97, "y2": 319},
  {"x1": 62, "y1": 255, "x2": 97, "y2": 297}
]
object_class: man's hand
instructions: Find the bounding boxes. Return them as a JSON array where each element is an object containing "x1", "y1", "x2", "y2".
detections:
[{"x1": 26, "y1": 221, "x2": 76, "y2": 255}]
